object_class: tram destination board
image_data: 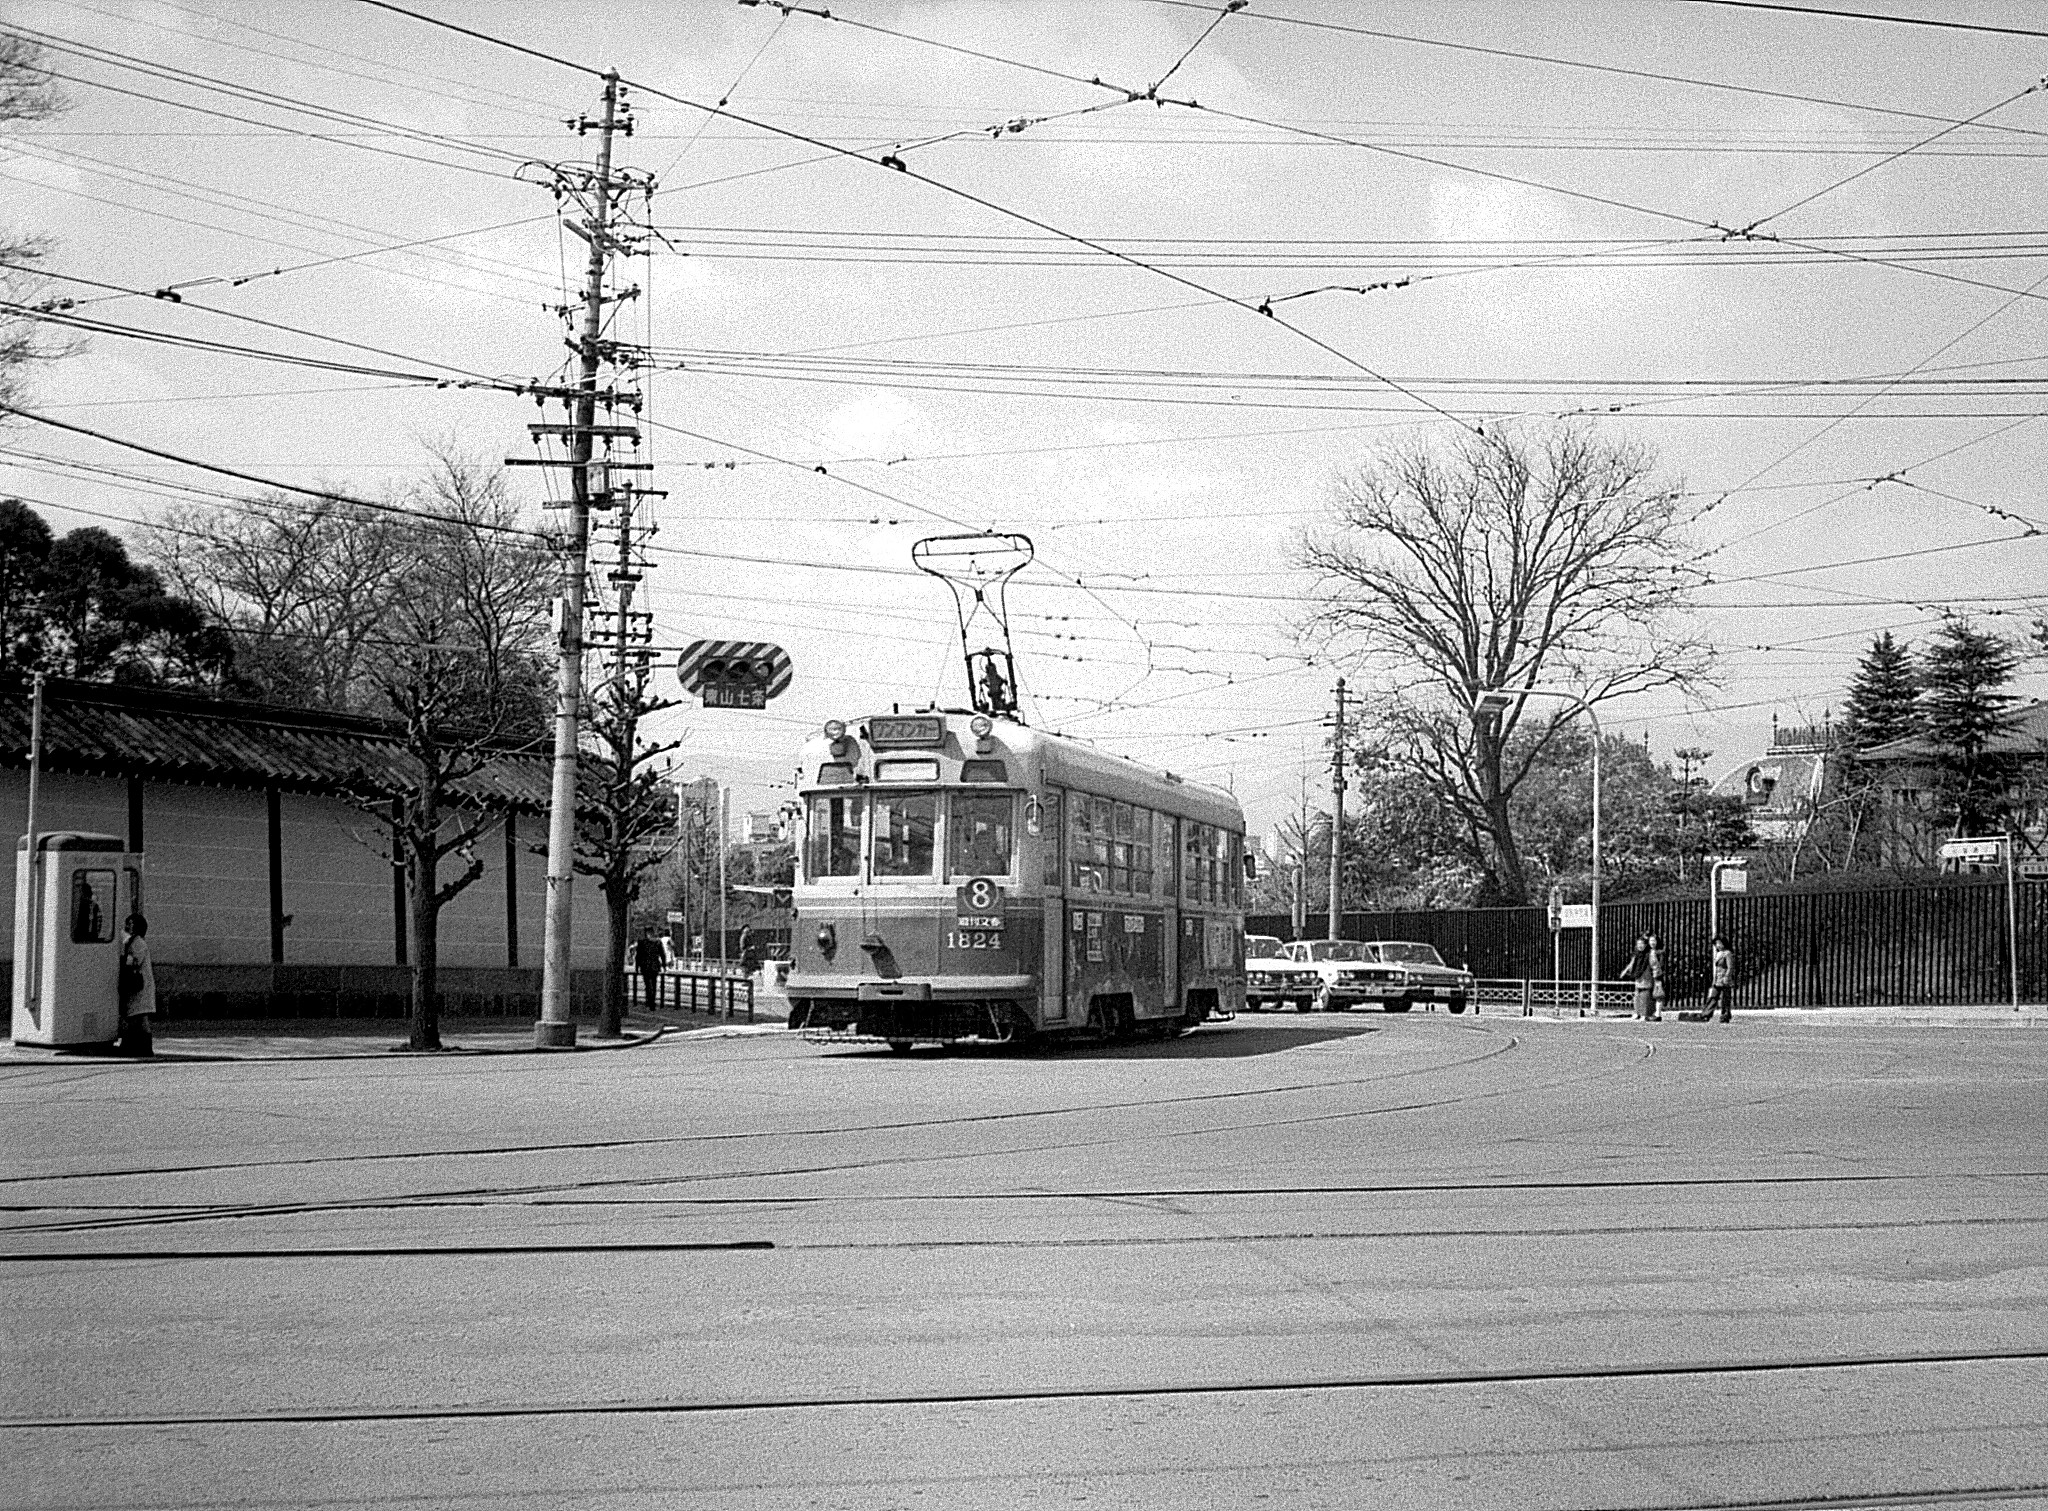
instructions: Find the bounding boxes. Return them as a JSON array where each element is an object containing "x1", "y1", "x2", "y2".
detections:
[{"x1": 869, "y1": 714, "x2": 944, "y2": 748}]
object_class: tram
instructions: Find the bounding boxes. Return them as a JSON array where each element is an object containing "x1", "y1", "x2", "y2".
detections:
[{"x1": 784, "y1": 708, "x2": 1248, "y2": 1048}]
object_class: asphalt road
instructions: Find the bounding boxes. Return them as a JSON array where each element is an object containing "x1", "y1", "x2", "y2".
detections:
[{"x1": 3, "y1": 1012, "x2": 2045, "y2": 1510}]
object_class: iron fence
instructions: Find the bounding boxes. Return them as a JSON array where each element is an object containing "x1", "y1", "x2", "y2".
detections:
[{"x1": 1248, "y1": 874, "x2": 2045, "y2": 1009}]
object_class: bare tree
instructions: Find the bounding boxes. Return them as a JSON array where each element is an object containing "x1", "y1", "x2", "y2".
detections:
[
  {"x1": 147, "y1": 494, "x2": 407, "y2": 709},
  {"x1": 143, "y1": 452, "x2": 554, "y2": 1049},
  {"x1": 574, "y1": 662, "x2": 682, "y2": 1037},
  {"x1": 350, "y1": 457, "x2": 552, "y2": 1049},
  {"x1": 1299, "y1": 422, "x2": 1710, "y2": 904},
  {"x1": 2, "y1": 35, "x2": 67, "y2": 409}
]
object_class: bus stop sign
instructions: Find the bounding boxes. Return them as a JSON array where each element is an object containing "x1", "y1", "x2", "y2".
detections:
[{"x1": 677, "y1": 640, "x2": 792, "y2": 710}]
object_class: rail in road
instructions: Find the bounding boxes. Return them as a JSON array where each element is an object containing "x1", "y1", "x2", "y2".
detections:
[{"x1": 4, "y1": 1013, "x2": 2044, "y2": 1508}]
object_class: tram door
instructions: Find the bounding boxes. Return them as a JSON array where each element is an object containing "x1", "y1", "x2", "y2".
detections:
[
  {"x1": 1039, "y1": 789, "x2": 1066, "y2": 1023},
  {"x1": 1162, "y1": 815, "x2": 1181, "y2": 1013}
]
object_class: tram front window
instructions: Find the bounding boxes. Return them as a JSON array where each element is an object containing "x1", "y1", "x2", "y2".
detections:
[
  {"x1": 873, "y1": 791, "x2": 937, "y2": 878},
  {"x1": 806, "y1": 793, "x2": 863, "y2": 878},
  {"x1": 949, "y1": 792, "x2": 1014, "y2": 878}
]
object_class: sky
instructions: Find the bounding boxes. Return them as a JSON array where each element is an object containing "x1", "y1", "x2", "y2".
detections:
[{"x1": 4, "y1": 0, "x2": 2046, "y2": 847}]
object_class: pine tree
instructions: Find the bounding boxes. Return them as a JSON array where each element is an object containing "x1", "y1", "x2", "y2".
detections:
[
  {"x1": 1840, "y1": 631, "x2": 1920, "y2": 752},
  {"x1": 1918, "y1": 617, "x2": 2018, "y2": 834}
]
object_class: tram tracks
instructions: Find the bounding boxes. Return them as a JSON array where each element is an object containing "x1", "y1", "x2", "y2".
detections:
[
  {"x1": 0, "y1": 1022, "x2": 1518, "y2": 1189},
  {"x1": 0, "y1": 1039, "x2": 1682, "y2": 1237},
  {"x1": 3, "y1": 1207, "x2": 2043, "y2": 1263},
  {"x1": 0, "y1": 1035, "x2": 2009, "y2": 1244},
  {"x1": 4, "y1": 1344, "x2": 2043, "y2": 1431}
]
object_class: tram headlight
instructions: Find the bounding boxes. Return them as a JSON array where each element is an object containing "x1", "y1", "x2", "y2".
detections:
[
  {"x1": 969, "y1": 713, "x2": 994, "y2": 752},
  {"x1": 816, "y1": 922, "x2": 837, "y2": 959},
  {"x1": 823, "y1": 719, "x2": 848, "y2": 757}
]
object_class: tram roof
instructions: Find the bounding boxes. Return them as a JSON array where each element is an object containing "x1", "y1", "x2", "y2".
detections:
[{"x1": 798, "y1": 712, "x2": 1243, "y2": 829}]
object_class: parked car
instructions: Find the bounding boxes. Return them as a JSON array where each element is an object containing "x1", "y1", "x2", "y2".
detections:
[
  {"x1": 1244, "y1": 934, "x2": 1322, "y2": 1012},
  {"x1": 1278, "y1": 939, "x2": 1475, "y2": 1013}
]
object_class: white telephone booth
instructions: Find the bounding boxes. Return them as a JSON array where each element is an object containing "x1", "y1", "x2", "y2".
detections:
[{"x1": 11, "y1": 833, "x2": 142, "y2": 1049}]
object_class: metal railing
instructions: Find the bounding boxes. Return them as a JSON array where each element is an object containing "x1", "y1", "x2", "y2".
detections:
[
  {"x1": 1471, "y1": 978, "x2": 1636, "y2": 1017},
  {"x1": 638, "y1": 964, "x2": 755, "y2": 1021}
]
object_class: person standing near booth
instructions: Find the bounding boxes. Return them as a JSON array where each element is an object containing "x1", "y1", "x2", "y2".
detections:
[
  {"x1": 1625, "y1": 934, "x2": 1653, "y2": 1020},
  {"x1": 117, "y1": 913, "x2": 156, "y2": 1056}
]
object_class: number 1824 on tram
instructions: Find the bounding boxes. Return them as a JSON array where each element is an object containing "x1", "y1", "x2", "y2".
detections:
[{"x1": 785, "y1": 710, "x2": 1249, "y2": 1049}]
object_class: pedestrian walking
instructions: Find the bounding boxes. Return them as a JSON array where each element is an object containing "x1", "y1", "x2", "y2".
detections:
[
  {"x1": 117, "y1": 913, "x2": 156, "y2": 1057},
  {"x1": 737, "y1": 923, "x2": 758, "y2": 979},
  {"x1": 1647, "y1": 933, "x2": 1667, "y2": 1020},
  {"x1": 1625, "y1": 934, "x2": 1653, "y2": 1020},
  {"x1": 1706, "y1": 936, "x2": 1733, "y2": 1023},
  {"x1": 632, "y1": 928, "x2": 666, "y2": 1012}
]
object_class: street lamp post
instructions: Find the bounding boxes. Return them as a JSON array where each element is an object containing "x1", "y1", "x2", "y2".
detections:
[{"x1": 1475, "y1": 687, "x2": 1603, "y2": 1014}]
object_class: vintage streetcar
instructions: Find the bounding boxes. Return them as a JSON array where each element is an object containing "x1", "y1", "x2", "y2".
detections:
[{"x1": 785, "y1": 709, "x2": 1248, "y2": 1049}]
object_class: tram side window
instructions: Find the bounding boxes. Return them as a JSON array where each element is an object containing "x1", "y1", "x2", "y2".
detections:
[
  {"x1": 1182, "y1": 823, "x2": 1221, "y2": 904},
  {"x1": 1070, "y1": 793, "x2": 1110, "y2": 893},
  {"x1": 1128, "y1": 807, "x2": 1153, "y2": 896},
  {"x1": 1110, "y1": 801, "x2": 1134, "y2": 894},
  {"x1": 1040, "y1": 792, "x2": 1062, "y2": 887},
  {"x1": 873, "y1": 791, "x2": 937, "y2": 878},
  {"x1": 949, "y1": 792, "x2": 1015, "y2": 878},
  {"x1": 805, "y1": 794, "x2": 863, "y2": 879},
  {"x1": 1227, "y1": 832, "x2": 1242, "y2": 907}
]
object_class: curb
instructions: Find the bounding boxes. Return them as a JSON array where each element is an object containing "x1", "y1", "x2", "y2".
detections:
[
  {"x1": 1489, "y1": 1008, "x2": 2048, "y2": 1029},
  {"x1": 1, "y1": 1023, "x2": 684, "y2": 1065}
]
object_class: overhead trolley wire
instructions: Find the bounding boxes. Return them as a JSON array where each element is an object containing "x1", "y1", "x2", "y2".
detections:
[
  {"x1": 28, "y1": 270, "x2": 519, "y2": 387},
  {"x1": 29, "y1": 63, "x2": 525, "y2": 186},
  {"x1": 1138, "y1": 0, "x2": 2048, "y2": 138},
  {"x1": 0, "y1": 407, "x2": 551, "y2": 542},
  {"x1": 0, "y1": 299, "x2": 527, "y2": 391},
  {"x1": 750, "y1": 3, "x2": 2048, "y2": 308},
  {"x1": 0, "y1": 146, "x2": 556, "y2": 309},
  {"x1": 352, "y1": 0, "x2": 1482, "y2": 436},
  {"x1": 1671, "y1": 0, "x2": 2048, "y2": 39},
  {"x1": 62, "y1": 0, "x2": 571, "y2": 122},
  {"x1": 1734, "y1": 79, "x2": 2046, "y2": 236},
  {"x1": 16, "y1": 24, "x2": 535, "y2": 174}
]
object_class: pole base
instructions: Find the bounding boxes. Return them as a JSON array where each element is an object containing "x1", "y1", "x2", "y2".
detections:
[{"x1": 533, "y1": 1019, "x2": 578, "y2": 1049}]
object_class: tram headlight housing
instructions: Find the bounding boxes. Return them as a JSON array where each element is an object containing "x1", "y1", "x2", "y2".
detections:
[
  {"x1": 823, "y1": 719, "x2": 848, "y2": 757},
  {"x1": 816, "y1": 922, "x2": 837, "y2": 959},
  {"x1": 969, "y1": 713, "x2": 994, "y2": 752}
]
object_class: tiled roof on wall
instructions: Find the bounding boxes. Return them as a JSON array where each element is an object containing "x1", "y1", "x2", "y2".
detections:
[{"x1": 0, "y1": 677, "x2": 552, "y2": 810}]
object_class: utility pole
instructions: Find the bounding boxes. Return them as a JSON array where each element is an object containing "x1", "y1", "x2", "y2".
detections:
[
  {"x1": 1292, "y1": 764, "x2": 1313, "y2": 939},
  {"x1": 1327, "y1": 677, "x2": 1346, "y2": 941},
  {"x1": 534, "y1": 73, "x2": 637, "y2": 1048}
]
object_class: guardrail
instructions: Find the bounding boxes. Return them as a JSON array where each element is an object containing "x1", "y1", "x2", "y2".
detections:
[
  {"x1": 1471, "y1": 978, "x2": 1637, "y2": 1017},
  {"x1": 639, "y1": 964, "x2": 755, "y2": 1021}
]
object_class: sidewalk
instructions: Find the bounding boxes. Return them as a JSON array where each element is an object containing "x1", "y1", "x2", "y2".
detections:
[
  {"x1": 2, "y1": 994, "x2": 792, "y2": 1063},
  {"x1": 1491, "y1": 1003, "x2": 2048, "y2": 1028}
]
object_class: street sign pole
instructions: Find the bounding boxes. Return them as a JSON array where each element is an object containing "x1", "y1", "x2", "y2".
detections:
[
  {"x1": 2007, "y1": 838, "x2": 2021, "y2": 1013},
  {"x1": 1939, "y1": 837, "x2": 2021, "y2": 1012}
]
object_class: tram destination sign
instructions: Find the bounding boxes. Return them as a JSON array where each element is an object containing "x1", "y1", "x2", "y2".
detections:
[{"x1": 868, "y1": 714, "x2": 944, "y2": 749}]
